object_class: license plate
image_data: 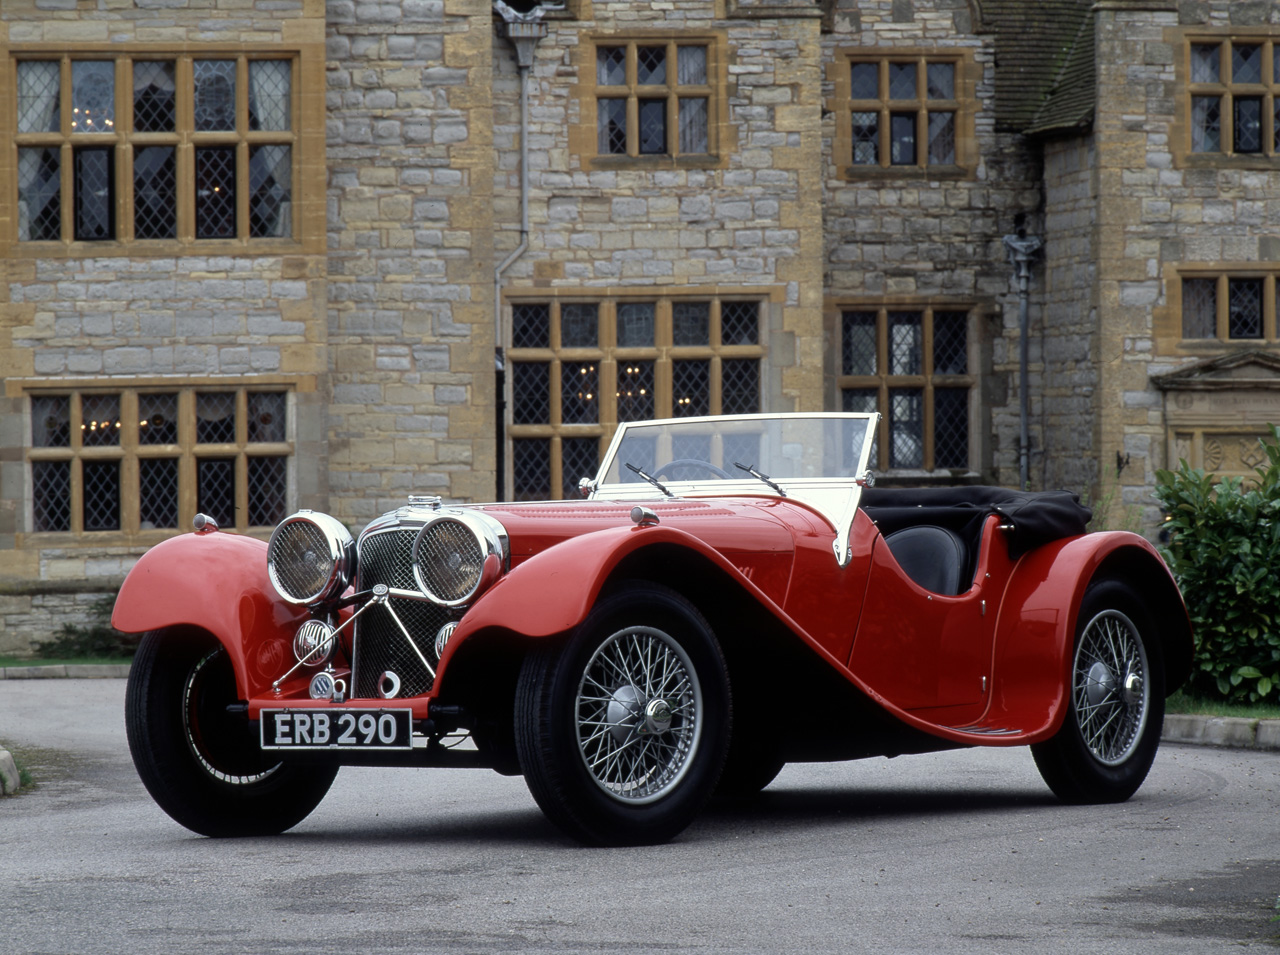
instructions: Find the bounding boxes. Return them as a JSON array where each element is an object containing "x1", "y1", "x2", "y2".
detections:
[{"x1": 260, "y1": 708, "x2": 412, "y2": 751}]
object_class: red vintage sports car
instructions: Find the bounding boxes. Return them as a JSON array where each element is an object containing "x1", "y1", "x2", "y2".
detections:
[{"x1": 114, "y1": 413, "x2": 1192, "y2": 845}]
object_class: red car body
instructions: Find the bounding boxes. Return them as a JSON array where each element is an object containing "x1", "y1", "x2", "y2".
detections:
[{"x1": 114, "y1": 413, "x2": 1192, "y2": 845}]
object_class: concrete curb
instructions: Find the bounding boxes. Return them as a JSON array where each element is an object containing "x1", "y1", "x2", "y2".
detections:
[
  {"x1": 0, "y1": 664, "x2": 1277, "y2": 752},
  {"x1": 0, "y1": 663, "x2": 131, "y2": 680}
]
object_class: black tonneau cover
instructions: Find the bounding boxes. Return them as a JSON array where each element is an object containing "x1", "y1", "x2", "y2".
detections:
[{"x1": 860, "y1": 486, "x2": 1092, "y2": 560}]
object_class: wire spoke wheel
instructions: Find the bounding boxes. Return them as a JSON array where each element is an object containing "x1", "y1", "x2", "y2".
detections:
[
  {"x1": 183, "y1": 648, "x2": 280, "y2": 785},
  {"x1": 576, "y1": 626, "x2": 702, "y2": 805},
  {"x1": 1072, "y1": 609, "x2": 1148, "y2": 766}
]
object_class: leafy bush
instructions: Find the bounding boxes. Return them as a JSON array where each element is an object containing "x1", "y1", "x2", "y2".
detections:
[
  {"x1": 34, "y1": 593, "x2": 136, "y2": 659},
  {"x1": 1154, "y1": 425, "x2": 1280, "y2": 703}
]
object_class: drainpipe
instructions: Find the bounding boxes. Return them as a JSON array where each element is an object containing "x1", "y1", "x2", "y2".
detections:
[
  {"x1": 493, "y1": 10, "x2": 546, "y2": 499},
  {"x1": 1003, "y1": 231, "x2": 1042, "y2": 491}
]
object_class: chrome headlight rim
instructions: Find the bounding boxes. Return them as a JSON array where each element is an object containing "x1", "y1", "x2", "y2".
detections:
[
  {"x1": 267, "y1": 511, "x2": 355, "y2": 607},
  {"x1": 410, "y1": 512, "x2": 506, "y2": 608}
]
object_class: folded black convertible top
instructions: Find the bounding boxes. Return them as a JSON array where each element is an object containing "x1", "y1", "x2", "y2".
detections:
[{"x1": 859, "y1": 486, "x2": 1093, "y2": 559}]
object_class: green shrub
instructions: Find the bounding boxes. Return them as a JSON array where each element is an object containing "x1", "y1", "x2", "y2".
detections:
[
  {"x1": 1154, "y1": 425, "x2": 1280, "y2": 704},
  {"x1": 33, "y1": 593, "x2": 136, "y2": 660}
]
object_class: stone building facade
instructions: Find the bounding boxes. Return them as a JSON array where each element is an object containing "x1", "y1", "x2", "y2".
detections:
[{"x1": 2, "y1": 0, "x2": 1279, "y2": 651}]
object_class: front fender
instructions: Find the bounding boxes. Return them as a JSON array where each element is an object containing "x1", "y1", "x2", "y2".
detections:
[
  {"x1": 985, "y1": 531, "x2": 1190, "y2": 743},
  {"x1": 112, "y1": 532, "x2": 307, "y2": 699},
  {"x1": 444, "y1": 522, "x2": 763, "y2": 656}
]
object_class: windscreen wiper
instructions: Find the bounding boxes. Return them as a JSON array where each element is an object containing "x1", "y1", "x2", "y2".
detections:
[
  {"x1": 734, "y1": 462, "x2": 787, "y2": 497},
  {"x1": 626, "y1": 463, "x2": 673, "y2": 497}
]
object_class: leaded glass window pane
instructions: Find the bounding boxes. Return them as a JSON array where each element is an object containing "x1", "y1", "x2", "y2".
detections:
[
  {"x1": 197, "y1": 392, "x2": 237, "y2": 444},
  {"x1": 561, "y1": 303, "x2": 598, "y2": 348},
  {"x1": 512, "y1": 363, "x2": 550, "y2": 424},
  {"x1": 639, "y1": 100, "x2": 666, "y2": 155},
  {"x1": 1232, "y1": 44, "x2": 1262, "y2": 84},
  {"x1": 927, "y1": 62, "x2": 955, "y2": 100},
  {"x1": 842, "y1": 311, "x2": 877, "y2": 376},
  {"x1": 83, "y1": 460, "x2": 121, "y2": 531},
  {"x1": 890, "y1": 113, "x2": 916, "y2": 165},
  {"x1": 888, "y1": 62, "x2": 916, "y2": 100},
  {"x1": 1181, "y1": 278, "x2": 1215, "y2": 339},
  {"x1": 248, "y1": 456, "x2": 288, "y2": 526},
  {"x1": 673, "y1": 302, "x2": 709, "y2": 346},
  {"x1": 724, "y1": 433, "x2": 761, "y2": 474},
  {"x1": 721, "y1": 358, "x2": 759, "y2": 415},
  {"x1": 194, "y1": 60, "x2": 236, "y2": 131},
  {"x1": 598, "y1": 99, "x2": 627, "y2": 155},
  {"x1": 618, "y1": 303, "x2": 655, "y2": 347},
  {"x1": 1228, "y1": 278, "x2": 1263, "y2": 339},
  {"x1": 889, "y1": 389, "x2": 924, "y2": 469},
  {"x1": 71, "y1": 61, "x2": 114, "y2": 134},
  {"x1": 672, "y1": 360, "x2": 710, "y2": 417},
  {"x1": 33, "y1": 461, "x2": 71, "y2": 533},
  {"x1": 197, "y1": 458, "x2": 236, "y2": 528},
  {"x1": 1192, "y1": 96, "x2": 1221, "y2": 152},
  {"x1": 133, "y1": 61, "x2": 175, "y2": 133},
  {"x1": 616, "y1": 361, "x2": 654, "y2": 422},
  {"x1": 842, "y1": 388, "x2": 879, "y2": 469},
  {"x1": 721, "y1": 301, "x2": 759, "y2": 345},
  {"x1": 889, "y1": 312, "x2": 923, "y2": 375},
  {"x1": 928, "y1": 111, "x2": 956, "y2": 164},
  {"x1": 512, "y1": 303, "x2": 550, "y2": 349},
  {"x1": 1235, "y1": 97, "x2": 1263, "y2": 153},
  {"x1": 195, "y1": 147, "x2": 236, "y2": 239},
  {"x1": 32, "y1": 395, "x2": 71, "y2": 448},
  {"x1": 852, "y1": 112, "x2": 878, "y2": 165},
  {"x1": 248, "y1": 60, "x2": 291, "y2": 131},
  {"x1": 597, "y1": 47, "x2": 626, "y2": 86},
  {"x1": 513, "y1": 438, "x2": 550, "y2": 501},
  {"x1": 670, "y1": 435, "x2": 711, "y2": 469},
  {"x1": 934, "y1": 388, "x2": 969, "y2": 470},
  {"x1": 933, "y1": 311, "x2": 968, "y2": 374},
  {"x1": 562, "y1": 361, "x2": 599, "y2": 425},
  {"x1": 134, "y1": 146, "x2": 176, "y2": 240},
  {"x1": 139, "y1": 458, "x2": 179, "y2": 529},
  {"x1": 74, "y1": 148, "x2": 114, "y2": 241},
  {"x1": 249, "y1": 144, "x2": 291, "y2": 238},
  {"x1": 562, "y1": 437, "x2": 599, "y2": 499},
  {"x1": 18, "y1": 148, "x2": 61, "y2": 242},
  {"x1": 17, "y1": 62, "x2": 60, "y2": 133},
  {"x1": 637, "y1": 47, "x2": 666, "y2": 85},
  {"x1": 1191, "y1": 44, "x2": 1220, "y2": 83},
  {"x1": 138, "y1": 393, "x2": 178, "y2": 444},
  {"x1": 619, "y1": 436, "x2": 656, "y2": 482},
  {"x1": 248, "y1": 392, "x2": 286, "y2": 443},
  {"x1": 850, "y1": 63, "x2": 878, "y2": 100},
  {"x1": 677, "y1": 47, "x2": 707, "y2": 86},
  {"x1": 82, "y1": 394, "x2": 122, "y2": 447},
  {"x1": 678, "y1": 98, "x2": 708, "y2": 154}
]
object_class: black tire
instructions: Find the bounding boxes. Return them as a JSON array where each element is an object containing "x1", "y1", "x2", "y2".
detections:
[
  {"x1": 125, "y1": 628, "x2": 338, "y2": 837},
  {"x1": 515, "y1": 583, "x2": 731, "y2": 846},
  {"x1": 714, "y1": 747, "x2": 785, "y2": 800},
  {"x1": 1031, "y1": 579, "x2": 1165, "y2": 804}
]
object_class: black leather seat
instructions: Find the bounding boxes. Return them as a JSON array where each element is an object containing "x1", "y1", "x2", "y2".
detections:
[{"x1": 882, "y1": 525, "x2": 968, "y2": 596}]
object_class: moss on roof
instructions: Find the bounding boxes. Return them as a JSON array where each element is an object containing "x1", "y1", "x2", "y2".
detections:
[{"x1": 981, "y1": 0, "x2": 1096, "y2": 135}]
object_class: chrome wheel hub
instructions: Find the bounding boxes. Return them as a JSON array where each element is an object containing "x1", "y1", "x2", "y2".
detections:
[
  {"x1": 576, "y1": 626, "x2": 702, "y2": 805},
  {"x1": 1072, "y1": 609, "x2": 1149, "y2": 767}
]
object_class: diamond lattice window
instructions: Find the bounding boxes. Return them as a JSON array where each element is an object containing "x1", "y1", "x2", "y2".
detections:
[
  {"x1": 27, "y1": 387, "x2": 292, "y2": 536},
  {"x1": 839, "y1": 306, "x2": 975, "y2": 474},
  {"x1": 1179, "y1": 272, "x2": 1280, "y2": 343},
  {"x1": 592, "y1": 38, "x2": 714, "y2": 160},
  {"x1": 12, "y1": 53, "x2": 296, "y2": 246},
  {"x1": 844, "y1": 54, "x2": 967, "y2": 175},
  {"x1": 1186, "y1": 37, "x2": 1280, "y2": 158},
  {"x1": 508, "y1": 297, "x2": 765, "y2": 498}
]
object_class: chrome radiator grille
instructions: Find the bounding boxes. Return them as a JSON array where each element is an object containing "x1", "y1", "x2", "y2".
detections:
[{"x1": 353, "y1": 527, "x2": 457, "y2": 699}]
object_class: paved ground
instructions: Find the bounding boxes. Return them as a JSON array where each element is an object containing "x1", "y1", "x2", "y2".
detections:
[{"x1": 1, "y1": 679, "x2": 1278, "y2": 954}]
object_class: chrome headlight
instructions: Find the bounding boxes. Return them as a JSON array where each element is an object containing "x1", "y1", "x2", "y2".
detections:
[
  {"x1": 267, "y1": 511, "x2": 355, "y2": 606},
  {"x1": 411, "y1": 513, "x2": 506, "y2": 607}
]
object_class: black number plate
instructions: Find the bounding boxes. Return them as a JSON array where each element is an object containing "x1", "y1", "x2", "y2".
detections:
[{"x1": 260, "y1": 709, "x2": 413, "y2": 751}]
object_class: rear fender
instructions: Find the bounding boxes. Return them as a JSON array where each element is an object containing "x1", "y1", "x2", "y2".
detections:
[
  {"x1": 112, "y1": 532, "x2": 307, "y2": 699},
  {"x1": 985, "y1": 531, "x2": 1190, "y2": 742}
]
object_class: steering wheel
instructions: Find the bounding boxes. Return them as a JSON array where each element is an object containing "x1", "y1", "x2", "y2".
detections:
[{"x1": 651, "y1": 459, "x2": 733, "y2": 481}]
